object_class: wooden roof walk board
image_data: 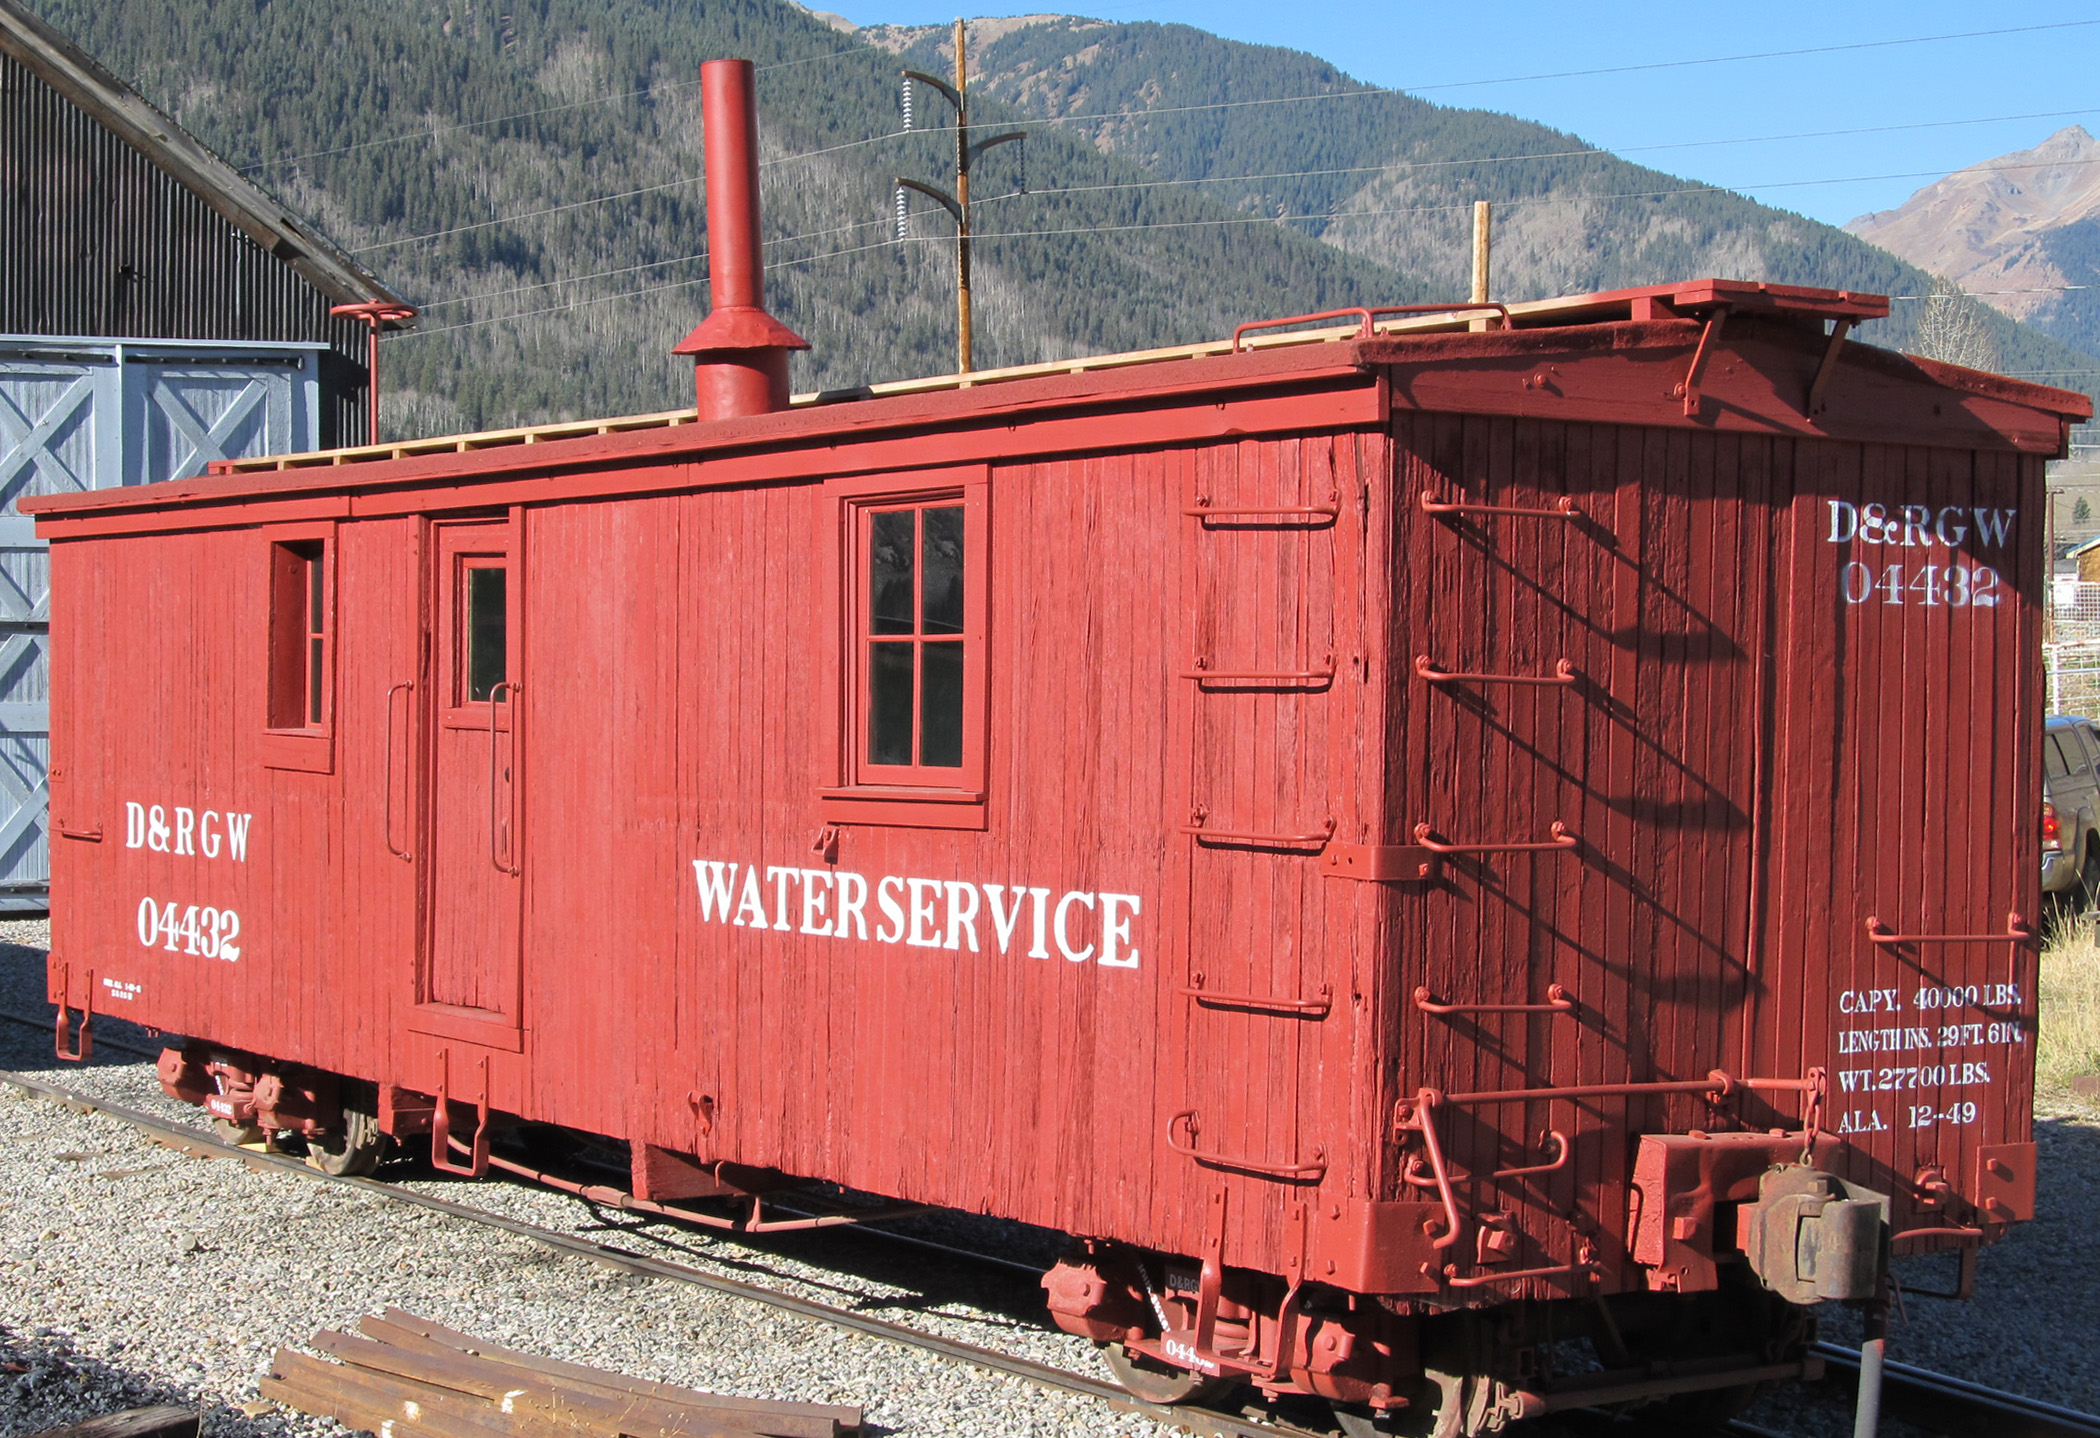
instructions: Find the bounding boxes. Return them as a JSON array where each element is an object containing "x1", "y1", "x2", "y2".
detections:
[{"x1": 198, "y1": 277, "x2": 2077, "y2": 481}]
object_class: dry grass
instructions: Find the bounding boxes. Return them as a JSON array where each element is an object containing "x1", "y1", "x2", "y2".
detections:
[{"x1": 2037, "y1": 911, "x2": 2100, "y2": 1093}]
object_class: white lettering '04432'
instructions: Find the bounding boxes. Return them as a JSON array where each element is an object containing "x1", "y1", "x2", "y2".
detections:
[
  {"x1": 693, "y1": 860, "x2": 1140, "y2": 968},
  {"x1": 136, "y1": 897, "x2": 240, "y2": 960}
]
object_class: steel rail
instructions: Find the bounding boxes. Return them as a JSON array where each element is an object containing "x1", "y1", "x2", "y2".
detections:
[
  {"x1": 0, "y1": 1058, "x2": 1324, "y2": 1438},
  {"x1": 10, "y1": 1021, "x2": 2099, "y2": 1438},
  {"x1": 1811, "y1": 1342, "x2": 2100, "y2": 1438}
]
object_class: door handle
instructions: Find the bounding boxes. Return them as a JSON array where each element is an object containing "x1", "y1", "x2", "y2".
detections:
[
  {"x1": 488, "y1": 681, "x2": 520, "y2": 875},
  {"x1": 383, "y1": 681, "x2": 413, "y2": 862}
]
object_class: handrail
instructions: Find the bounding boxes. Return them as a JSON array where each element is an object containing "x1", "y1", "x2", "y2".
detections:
[
  {"x1": 1864, "y1": 913, "x2": 2033, "y2": 947},
  {"x1": 383, "y1": 681, "x2": 414, "y2": 862},
  {"x1": 488, "y1": 681, "x2": 519, "y2": 876},
  {"x1": 1184, "y1": 499, "x2": 1338, "y2": 526},
  {"x1": 1230, "y1": 302, "x2": 1511, "y2": 352},
  {"x1": 1415, "y1": 655, "x2": 1578, "y2": 688},
  {"x1": 1183, "y1": 812, "x2": 1335, "y2": 851},
  {"x1": 1183, "y1": 973, "x2": 1333, "y2": 1017},
  {"x1": 1415, "y1": 983, "x2": 1575, "y2": 1015},
  {"x1": 1395, "y1": 1090, "x2": 1463, "y2": 1250},
  {"x1": 1439, "y1": 1068, "x2": 1822, "y2": 1107},
  {"x1": 1180, "y1": 655, "x2": 1336, "y2": 688},
  {"x1": 1165, "y1": 1110, "x2": 1327, "y2": 1181},
  {"x1": 1420, "y1": 492, "x2": 1581, "y2": 519},
  {"x1": 1495, "y1": 1130, "x2": 1571, "y2": 1179},
  {"x1": 1412, "y1": 820, "x2": 1577, "y2": 854},
  {"x1": 1443, "y1": 1251, "x2": 1596, "y2": 1289},
  {"x1": 1891, "y1": 1224, "x2": 1985, "y2": 1248}
]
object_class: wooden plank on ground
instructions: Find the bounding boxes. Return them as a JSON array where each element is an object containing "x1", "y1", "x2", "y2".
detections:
[
  {"x1": 312, "y1": 1332, "x2": 762, "y2": 1438},
  {"x1": 263, "y1": 1349, "x2": 519, "y2": 1438},
  {"x1": 19, "y1": 1407, "x2": 198, "y2": 1438},
  {"x1": 377, "y1": 1309, "x2": 859, "y2": 1434}
]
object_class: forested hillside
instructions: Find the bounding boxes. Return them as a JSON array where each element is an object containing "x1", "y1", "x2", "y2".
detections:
[
  {"x1": 22, "y1": 0, "x2": 2096, "y2": 438},
  {"x1": 880, "y1": 15, "x2": 2100, "y2": 396},
  {"x1": 22, "y1": 0, "x2": 1431, "y2": 433}
]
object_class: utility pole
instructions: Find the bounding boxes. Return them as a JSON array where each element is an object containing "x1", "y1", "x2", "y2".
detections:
[
  {"x1": 1470, "y1": 200, "x2": 1491, "y2": 305},
  {"x1": 895, "y1": 19, "x2": 1023, "y2": 374}
]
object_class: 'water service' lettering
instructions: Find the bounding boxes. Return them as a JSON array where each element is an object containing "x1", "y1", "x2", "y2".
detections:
[{"x1": 693, "y1": 860, "x2": 1141, "y2": 968}]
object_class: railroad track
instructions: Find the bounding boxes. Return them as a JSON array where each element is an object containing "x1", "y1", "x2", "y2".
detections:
[
  {"x1": 0, "y1": 1060, "x2": 1321, "y2": 1438},
  {"x1": 5, "y1": 1019, "x2": 2099, "y2": 1438}
]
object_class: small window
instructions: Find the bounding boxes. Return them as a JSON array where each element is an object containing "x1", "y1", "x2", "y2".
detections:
[
  {"x1": 2046, "y1": 735, "x2": 2073, "y2": 781},
  {"x1": 865, "y1": 503, "x2": 965, "y2": 770},
  {"x1": 822, "y1": 469, "x2": 988, "y2": 828},
  {"x1": 464, "y1": 563, "x2": 508, "y2": 704},
  {"x1": 268, "y1": 540, "x2": 327, "y2": 730},
  {"x1": 260, "y1": 526, "x2": 335, "y2": 774}
]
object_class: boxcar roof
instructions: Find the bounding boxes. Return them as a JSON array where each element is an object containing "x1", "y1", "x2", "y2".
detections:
[{"x1": 22, "y1": 278, "x2": 2090, "y2": 536}]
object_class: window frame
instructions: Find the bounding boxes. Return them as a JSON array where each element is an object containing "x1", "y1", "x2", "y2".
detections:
[
  {"x1": 259, "y1": 520, "x2": 336, "y2": 774},
  {"x1": 819, "y1": 466, "x2": 990, "y2": 830},
  {"x1": 436, "y1": 524, "x2": 517, "y2": 733}
]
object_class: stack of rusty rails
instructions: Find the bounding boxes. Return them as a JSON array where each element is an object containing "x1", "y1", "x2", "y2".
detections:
[{"x1": 262, "y1": 1310, "x2": 860, "y2": 1438}]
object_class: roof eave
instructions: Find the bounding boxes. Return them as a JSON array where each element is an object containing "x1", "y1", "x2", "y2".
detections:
[{"x1": 0, "y1": 0, "x2": 413, "y2": 324}]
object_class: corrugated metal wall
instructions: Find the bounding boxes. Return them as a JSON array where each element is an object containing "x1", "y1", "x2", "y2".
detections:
[{"x1": 0, "y1": 50, "x2": 367, "y2": 449}]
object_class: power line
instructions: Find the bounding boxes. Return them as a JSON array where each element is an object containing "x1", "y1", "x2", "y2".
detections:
[
  {"x1": 968, "y1": 20, "x2": 2100, "y2": 134},
  {"x1": 243, "y1": 18, "x2": 2099, "y2": 178},
  {"x1": 401, "y1": 157, "x2": 2085, "y2": 334},
  {"x1": 353, "y1": 105, "x2": 2100, "y2": 260},
  {"x1": 985, "y1": 108, "x2": 2100, "y2": 202},
  {"x1": 348, "y1": 131, "x2": 909, "y2": 254},
  {"x1": 1890, "y1": 286, "x2": 2093, "y2": 300},
  {"x1": 240, "y1": 46, "x2": 871, "y2": 172},
  {"x1": 403, "y1": 225, "x2": 898, "y2": 333},
  {"x1": 417, "y1": 218, "x2": 888, "y2": 310}
]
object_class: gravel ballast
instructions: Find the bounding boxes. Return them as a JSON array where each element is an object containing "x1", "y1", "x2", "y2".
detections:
[
  {"x1": 2, "y1": 921, "x2": 2097, "y2": 1438},
  {"x1": 0, "y1": 926, "x2": 1178, "y2": 1438}
]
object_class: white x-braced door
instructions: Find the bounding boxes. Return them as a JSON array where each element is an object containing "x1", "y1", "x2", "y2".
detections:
[{"x1": 0, "y1": 338, "x2": 324, "y2": 909}]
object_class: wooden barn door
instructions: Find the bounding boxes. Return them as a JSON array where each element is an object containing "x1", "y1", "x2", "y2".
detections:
[{"x1": 411, "y1": 518, "x2": 524, "y2": 1048}]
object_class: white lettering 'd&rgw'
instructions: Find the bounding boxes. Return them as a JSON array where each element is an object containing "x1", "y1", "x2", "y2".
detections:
[
  {"x1": 692, "y1": 860, "x2": 1141, "y2": 968},
  {"x1": 124, "y1": 801, "x2": 252, "y2": 861},
  {"x1": 1824, "y1": 501, "x2": 2016, "y2": 548}
]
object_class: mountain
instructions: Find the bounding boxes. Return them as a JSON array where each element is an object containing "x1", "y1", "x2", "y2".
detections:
[
  {"x1": 18, "y1": 0, "x2": 2097, "y2": 439},
  {"x1": 871, "y1": 15, "x2": 2100, "y2": 396},
  {"x1": 1848, "y1": 126, "x2": 2100, "y2": 360},
  {"x1": 18, "y1": 0, "x2": 1433, "y2": 435}
]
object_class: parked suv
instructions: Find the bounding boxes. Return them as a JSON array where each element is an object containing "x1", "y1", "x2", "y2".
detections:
[{"x1": 2044, "y1": 714, "x2": 2100, "y2": 906}]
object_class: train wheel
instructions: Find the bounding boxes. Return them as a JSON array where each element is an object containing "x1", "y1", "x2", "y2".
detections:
[
  {"x1": 1333, "y1": 1370, "x2": 1465, "y2": 1438},
  {"x1": 210, "y1": 1117, "x2": 266, "y2": 1148},
  {"x1": 306, "y1": 1095, "x2": 387, "y2": 1178},
  {"x1": 1097, "y1": 1342, "x2": 1241, "y2": 1406}
]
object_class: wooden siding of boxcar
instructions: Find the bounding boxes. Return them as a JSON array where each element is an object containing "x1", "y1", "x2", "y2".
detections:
[
  {"x1": 1381, "y1": 414, "x2": 2038, "y2": 1300},
  {"x1": 495, "y1": 434, "x2": 1384, "y2": 1277},
  {"x1": 47, "y1": 519, "x2": 421, "y2": 1077}
]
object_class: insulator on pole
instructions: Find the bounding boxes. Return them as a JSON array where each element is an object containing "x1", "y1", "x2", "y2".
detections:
[
  {"x1": 901, "y1": 75, "x2": 913, "y2": 131},
  {"x1": 895, "y1": 186, "x2": 909, "y2": 244}
]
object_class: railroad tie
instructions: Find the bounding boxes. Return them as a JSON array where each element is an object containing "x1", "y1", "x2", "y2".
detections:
[{"x1": 259, "y1": 1311, "x2": 861, "y2": 1438}]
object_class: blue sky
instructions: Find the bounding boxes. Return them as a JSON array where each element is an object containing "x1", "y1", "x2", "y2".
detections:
[{"x1": 824, "y1": 1, "x2": 2100, "y2": 228}]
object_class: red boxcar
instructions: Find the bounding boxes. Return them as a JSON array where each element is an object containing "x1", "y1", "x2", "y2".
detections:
[{"x1": 25, "y1": 60, "x2": 2092, "y2": 1436}]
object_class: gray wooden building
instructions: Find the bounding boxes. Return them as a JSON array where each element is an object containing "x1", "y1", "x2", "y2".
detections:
[{"x1": 1, "y1": 0, "x2": 412, "y2": 910}]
